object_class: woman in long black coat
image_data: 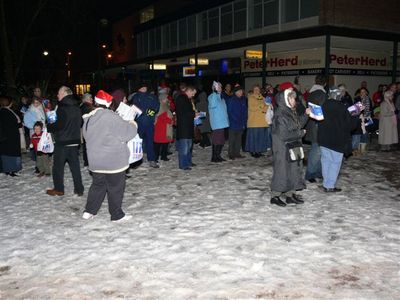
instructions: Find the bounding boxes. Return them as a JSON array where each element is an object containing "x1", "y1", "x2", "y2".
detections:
[
  {"x1": 0, "y1": 96, "x2": 22, "y2": 176},
  {"x1": 270, "y1": 89, "x2": 310, "y2": 207}
]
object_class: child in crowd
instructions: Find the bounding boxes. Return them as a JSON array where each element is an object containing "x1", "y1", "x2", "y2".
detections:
[
  {"x1": 30, "y1": 121, "x2": 51, "y2": 177},
  {"x1": 154, "y1": 93, "x2": 174, "y2": 162}
]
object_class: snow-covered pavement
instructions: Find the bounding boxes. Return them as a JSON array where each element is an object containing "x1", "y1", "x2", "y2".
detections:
[{"x1": 1, "y1": 144, "x2": 399, "y2": 299}]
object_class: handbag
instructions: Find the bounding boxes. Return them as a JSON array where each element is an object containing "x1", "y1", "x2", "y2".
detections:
[
  {"x1": 37, "y1": 127, "x2": 54, "y2": 153},
  {"x1": 285, "y1": 140, "x2": 304, "y2": 162},
  {"x1": 127, "y1": 134, "x2": 143, "y2": 164}
]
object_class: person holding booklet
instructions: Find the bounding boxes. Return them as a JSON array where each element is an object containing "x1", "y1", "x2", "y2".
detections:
[
  {"x1": 318, "y1": 87, "x2": 357, "y2": 193},
  {"x1": 82, "y1": 90, "x2": 137, "y2": 222},
  {"x1": 270, "y1": 88, "x2": 311, "y2": 207},
  {"x1": 304, "y1": 75, "x2": 328, "y2": 184}
]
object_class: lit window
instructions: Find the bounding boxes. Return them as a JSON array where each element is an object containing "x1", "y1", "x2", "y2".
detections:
[{"x1": 140, "y1": 6, "x2": 154, "y2": 24}]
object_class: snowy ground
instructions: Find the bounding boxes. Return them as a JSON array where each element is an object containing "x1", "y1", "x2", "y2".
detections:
[{"x1": 1, "y1": 141, "x2": 399, "y2": 300}]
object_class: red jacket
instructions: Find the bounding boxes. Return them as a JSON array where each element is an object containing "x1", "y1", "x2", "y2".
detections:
[
  {"x1": 154, "y1": 112, "x2": 174, "y2": 143},
  {"x1": 31, "y1": 132, "x2": 42, "y2": 152}
]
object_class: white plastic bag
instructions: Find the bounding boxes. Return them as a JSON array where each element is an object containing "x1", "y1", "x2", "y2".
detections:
[
  {"x1": 37, "y1": 128, "x2": 54, "y2": 153},
  {"x1": 127, "y1": 134, "x2": 143, "y2": 163},
  {"x1": 266, "y1": 107, "x2": 274, "y2": 125}
]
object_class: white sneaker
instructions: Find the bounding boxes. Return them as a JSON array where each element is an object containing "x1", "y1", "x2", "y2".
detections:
[
  {"x1": 82, "y1": 212, "x2": 95, "y2": 220},
  {"x1": 112, "y1": 214, "x2": 132, "y2": 223}
]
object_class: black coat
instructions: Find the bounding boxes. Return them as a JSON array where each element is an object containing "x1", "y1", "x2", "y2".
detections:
[
  {"x1": 271, "y1": 92, "x2": 308, "y2": 193},
  {"x1": 304, "y1": 87, "x2": 327, "y2": 143},
  {"x1": 0, "y1": 107, "x2": 21, "y2": 156},
  {"x1": 318, "y1": 99, "x2": 355, "y2": 154},
  {"x1": 175, "y1": 93, "x2": 195, "y2": 139},
  {"x1": 47, "y1": 95, "x2": 82, "y2": 145}
]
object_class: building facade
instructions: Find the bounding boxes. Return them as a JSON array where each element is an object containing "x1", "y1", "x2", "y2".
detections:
[{"x1": 107, "y1": 0, "x2": 400, "y2": 94}]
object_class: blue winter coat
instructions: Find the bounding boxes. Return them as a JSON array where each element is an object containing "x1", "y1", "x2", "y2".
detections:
[
  {"x1": 226, "y1": 95, "x2": 247, "y2": 130},
  {"x1": 131, "y1": 92, "x2": 160, "y2": 128},
  {"x1": 208, "y1": 92, "x2": 229, "y2": 130}
]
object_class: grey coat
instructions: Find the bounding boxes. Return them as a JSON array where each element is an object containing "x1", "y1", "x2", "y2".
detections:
[
  {"x1": 378, "y1": 100, "x2": 398, "y2": 145},
  {"x1": 271, "y1": 92, "x2": 308, "y2": 193},
  {"x1": 83, "y1": 108, "x2": 137, "y2": 173}
]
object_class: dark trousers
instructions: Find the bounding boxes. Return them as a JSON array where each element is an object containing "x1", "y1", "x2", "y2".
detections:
[
  {"x1": 154, "y1": 142, "x2": 169, "y2": 161},
  {"x1": 82, "y1": 142, "x2": 89, "y2": 167},
  {"x1": 85, "y1": 171, "x2": 126, "y2": 220},
  {"x1": 52, "y1": 145, "x2": 84, "y2": 193},
  {"x1": 228, "y1": 129, "x2": 243, "y2": 158},
  {"x1": 139, "y1": 125, "x2": 156, "y2": 162}
]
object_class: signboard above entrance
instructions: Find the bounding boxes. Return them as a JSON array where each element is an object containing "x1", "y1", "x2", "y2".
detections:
[{"x1": 242, "y1": 48, "x2": 393, "y2": 72}]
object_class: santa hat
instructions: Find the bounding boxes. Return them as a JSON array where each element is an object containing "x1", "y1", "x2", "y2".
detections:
[
  {"x1": 278, "y1": 82, "x2": 294, "y2": 92},
  {"x1": 95, "y1": 90, "x2": 113, "y2": 107}
]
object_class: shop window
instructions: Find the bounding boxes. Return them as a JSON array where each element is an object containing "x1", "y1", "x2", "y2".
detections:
[
  {"x1": 75, "y1": 84, "x2": 90, "y2": 96},
  {"x1": 264, "y1": 0, "x2": 279, "y2": 26},
  {"x1": 221, "y1": 4, "x2": 233, "y2": 36},
  {"x1": 282, "y1": 0, "x2": 299, "y2": 23},
  {"x1": 170, "y1": 22, "x2": 177, "y2": 48},
  {"x1": 155, "y1": 27, "x2": 161, "y2": 51},
  {"x1": 187, "y1": 15, "x2": 197, "y2": 44},
  {"x1": 143, "y1": 31, "x2": 149, "y2": 57},
  {"x1": 149, "y1": 29, "x2": 155, "y2": 53},
  {"x1": 163, "y1": 25, "x2": 170, "y2": 50},
  {"x1": 139, "y1": 6, "x2": 154, "y2": 24},
  {"x1": 251, "y1": 0, "x2": 263, "y2": 29},
  {"x1": 179, "y1": 18, "x2": 187, "y2": 46},
  {"x1": 300, "y1": 0, "x2": 319, "y2": 18},
  {"x1": 234, "y1": 0, "x2": 247, "y2": 33},
  {"x1": 208, "y1": 8, "x2": 219, "y2": 38},
  {"x1": 198, "y1": 12, "x2": 208, "y2": 40}
]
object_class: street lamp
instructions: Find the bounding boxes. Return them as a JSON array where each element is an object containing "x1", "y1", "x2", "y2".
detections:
[{"x1": 43, "y1": 50, "x2": 49, "y2": 56}]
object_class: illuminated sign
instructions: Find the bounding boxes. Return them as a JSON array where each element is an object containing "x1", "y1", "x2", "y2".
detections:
[
  {"x1": 149, "y1": 64, "x2": 167, "y2": 70},
  {"x1": 189, "y1": 57, "x2": 209, "y2": 65},
  {"x1": 183, "y1": 66, "x2": 196, "y2": 77},
  {"x1": 244, "y1": 50, "x2": 267, "y2": 59}
]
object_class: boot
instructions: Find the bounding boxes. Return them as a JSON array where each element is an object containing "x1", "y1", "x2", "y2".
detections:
[
  {"x1": 216, "y1": 145, "x2": 226, "y2": 162},
  {"x1": 211, "y1": 145, "x2": 220, "y2": 162},
  {"x1": 359, "y1": 143, "x2": 367, "y2": 154}
]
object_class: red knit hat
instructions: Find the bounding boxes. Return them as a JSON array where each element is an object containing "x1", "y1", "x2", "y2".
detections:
[
  {"x1": 95, "y1": 90, "x2": 113, "y2": 107},
  {"x1": 278, "y1": 82, "x2": 294, "y2": 91}
]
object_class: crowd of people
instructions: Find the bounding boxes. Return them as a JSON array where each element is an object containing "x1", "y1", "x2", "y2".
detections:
[{"x1": 0, "y1": 77, "x2": 399, "y2": 218}]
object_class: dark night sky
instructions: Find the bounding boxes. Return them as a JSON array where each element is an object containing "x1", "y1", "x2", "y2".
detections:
[{"x1": 2, "y1": 0, "x2": 156, "y2": 85}]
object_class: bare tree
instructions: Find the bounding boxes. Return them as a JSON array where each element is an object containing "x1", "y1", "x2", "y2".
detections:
[{"x1": 0, "y1": 0, "x2": 49, "y2": 94}]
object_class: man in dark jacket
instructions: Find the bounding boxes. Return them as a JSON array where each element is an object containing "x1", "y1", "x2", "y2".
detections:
[
  {"x1": 46, "y1": 86, "x2": 84, "y2": 196},
  {"x1": 131, "y1": 83, "x2": 160, "y2": 168},
  {"x1": 318, "y1": 87, "x2": 355, "y2": 192},
  {"x1": 175, "y1": 85, "x2": 196, "y2": 170},
  {"x1": 226, "y1": 85, "x2": 247, "y2": 159},
  {"x1": 304, "y1": 74, "x2": 328, "y2": 183}
]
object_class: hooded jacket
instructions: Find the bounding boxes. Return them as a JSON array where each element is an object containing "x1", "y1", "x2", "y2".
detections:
[
  {"x1": 82, "y1": 108, "x2": 137, "y2": 173},
  {"x1": 47, "y1": 95, "x2": 82, "y2": 145},
  {"x1": 270, "y1": 90, "x2": 308, "y2": 193},
  {"x1": 304, "y1": 84, "x2": 327, "y2": 143}
]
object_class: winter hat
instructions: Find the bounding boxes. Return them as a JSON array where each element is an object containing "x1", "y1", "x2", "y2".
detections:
[
  {"x1": 95, "y1": 90, "x2": 113, "y2": 107},
  {"x1": 137, "y1": 82, "x2": 148, "y2": 90},
  {"x1": 233, "y1": 84, "x2": 243, "y2": 93},
  {"x1": 111, "y1": 89, "x2": 126, "y2": 103},
  {"x1": 278, "y1": 82, "x2": 294, "y2": 92}
]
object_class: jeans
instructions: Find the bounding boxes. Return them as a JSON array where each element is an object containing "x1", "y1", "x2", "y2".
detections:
[
  {"x1": 320, "y1": 146, "x2": 343, "y2": 189},
  {"x1": 139, "y1": 125, "x2": 156, "y2": 162},
  {"x1": 52, "y1": 145, "x2": 84, "y2": 193},
  {"x1": 85, "y1": 171, "x2": 126, "y2": 221},
  {"x1": 176, "y1": 139, "x2": 192, "y2": 169},
  {"x1": 305, "y1": 142, "x2": 322, "y2": 180},
  {"x1": 352, "y1": 134, "x2": 361, "y2": 150},
  {"x1": 266, "y1": 126, "x2": 272, "y2": 150}
]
